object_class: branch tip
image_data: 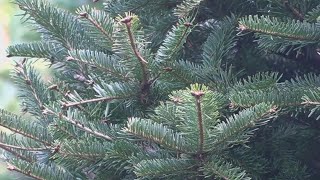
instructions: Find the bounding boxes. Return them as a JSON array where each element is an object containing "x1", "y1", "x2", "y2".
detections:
[
  {"x1": 78, "y1": 12, "x2": 88, "y2": 18},
  {"x1": 184, "y1": 22, "x2": 193, "y2": 27},
  {"x1": 191, "y1": 91, "x2": 205, "y2": 98},
  {"x1": 121, "y1": 16, "x2": 133, "y2": 24}
]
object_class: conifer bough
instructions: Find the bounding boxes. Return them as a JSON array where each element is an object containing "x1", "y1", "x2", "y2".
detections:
[{"x1": 2, "y1": 0, "x2": 320, "y2": 179}]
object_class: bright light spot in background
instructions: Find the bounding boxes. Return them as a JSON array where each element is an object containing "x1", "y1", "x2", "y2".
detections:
[
  {"x1": 0, "y1": 2, "x2": 23, "y2": 179},
  {"x1": 0, "y1": 0, "x2": 17, "y2": 111}
]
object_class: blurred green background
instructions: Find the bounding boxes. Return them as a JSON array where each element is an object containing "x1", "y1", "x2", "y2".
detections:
[{"x1": 0, "y1": 0, "x2": 102, "y2": 179}]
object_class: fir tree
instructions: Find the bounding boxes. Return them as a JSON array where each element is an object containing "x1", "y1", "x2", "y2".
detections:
[{"x1": 1, "y1": 0, "x2": 320, "y2": 179}]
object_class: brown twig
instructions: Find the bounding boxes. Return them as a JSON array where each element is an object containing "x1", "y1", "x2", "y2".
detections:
[
  {"x1": 125, "y1": 128, "x2": 187, "y2": 154},
  {"x1": 191, "y1": 90, "x2": 206, "y2": 180},
  {"x1": 121, "y1": 16, "x2": 149, "y2": 84},
  {"x1": 213, "y1": 108, "x2": 277, "y2": 147},
  {"x1": 239, "y1": 23, "x2": 313, "y2": 41},
  {"x1": 191, "y1": 90, "x2": 205, "y2": 153}
]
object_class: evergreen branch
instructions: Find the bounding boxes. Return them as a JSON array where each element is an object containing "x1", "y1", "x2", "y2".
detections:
[
  {"x1": 6, "y1": 42, "x2": 60, "y2": 58},
  {"x1": 229, "y1": 86, "x2": 305, "y2": 108},
  {"x1": 0, "y1": 109, "x2": 52, "y2": 146},
  {"x1": 104, "y1": 0, "x2": 151, "y2": 16},
  {"x1": 69, "y1": 49, "x2": 131, "y2": 82},
  {"x1": 202, "y1": 15, "x2": 237, "y2": 67},
  {"x1": 15, "y1": 0, "x2": 99, "y2": 50},
  {"x1": 155, "y1": 17, "x2": 193, "y2": 65},
  {"x1": 7, "y1": 163, "x2": 45, "y2": 180},
  {"x1": 56, "y1": 140, "x2": 111, "y2": 168},
  {"x1": 62, "y1": 96, "x2": 129, "y2": 108},
  {"x1": 59, "y1": 152, "x2": 104, "y2": 161},
  {"x1": 162, "y1": 60, "x2": 201, "y2": 88},
  {"x1": 0, "y1": 126, "x2": 51, "y2": 147},
  {"x1": 121, "y1": 16, "x2": 149, "y2": 84},
  {"x1": 45, "y1": 109, "x2": 113, "y2": 141},
  {"x1": 75, "y1": 5, "x2": 115, "y2": 51},
  {"x1": 231, "y1": 73, "x2": 320, "y2": 108},
  {"x1": 203, "y1": 157, "x2": 250, "y2": 180},
  {"x1": 134, "y1": 158, "x2": 193, "y2": 178},
  {"x1": 14, "y1": 62, "x2": 45, "y2": 113},
  {"x1": 305, "y1": 4, "x2": 320, "y2": 22},
  {"x1": 7, "y1": 0, "x2": 320, "y2": 179},
  {"x1": 124, "y1": 118, "x2": 186, "y2": 152},
  {"x1": 0, "y1": 132, "x2": 51, "y2": 152},
  {"x1": 212, "y1": 103, "x2": 275, "y2": 149},
  {"x1": 302, "y1": 101, "x2": 320, "y2": 105},
  {"x1": 105, "y1": 140, "x2": 147, "y2": 174},
  {"x1": 8, "y1": 160, "x2": 74, "y2": 180},
  {"x1": 92, "y1": 82, "x2": 136, "y2": 101},
  {"x1": 50, "y1": 123, "x2": 77, "y2": 140},
  {"x1": 239, "y1": 15, "x2": 320, "y2": 41},
  {"x1": 151, "y1": 101, "x2": 185, "y2": 129},
  {"x1": 168, "y1": 68, "x2": 195, "y2": 85},
  {"x1": 0, "y1": 142, "x2": 48, "y2": 151},
  {"x1": 283, "y1": 0, "x2": 304, "y2": 21},
  {"x1": 159, "y1": 61, "x2": 200, "y2": 88},
  {"x1": 226, "y1": 148, "x2": 270, "y2": 179},
  {"x1": 191, "y1": 89, "x2": 206, "y2": 178},
  {"x1": 113, "y1": 13, "x2": 152, "y2": 86},
  {"x1": 13, "y1": 61, "x2": 59, "y2": 121},
  {"x1": 174, "y1": 0, "x2": 203, "y2": 17},
  {"x1": 171, "y1": 24, "x2": 191, "y2": 55},
  {"x1": 164, "y1": 85, "x2": 223, "y2": 152},
  {"x1": 282, "y1": 0, "x2": 304, "y2": 20},
  {"x1": 301, "y1": 88, "x2": 320, "y2": 119},
  {"x1": 78, "y1": 10, "x2": 113, "y2": 43},
  {"x1": 191, "y1": 90, "x2": 205, "y2": 153},
  {"x1": 88, "y1": 16, "x2": 111, "y2": 40},
  {"x1": 231, "y1": 72, "x2": 280, "y2": 92},
  {"x1": 0, "y1": 146, "x2": 35, "y2": 163}
]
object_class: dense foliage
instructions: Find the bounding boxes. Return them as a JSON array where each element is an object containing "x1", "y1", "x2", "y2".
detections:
[{"x1": 1, "y1": 0, "x2": 320, "y2": 179}]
